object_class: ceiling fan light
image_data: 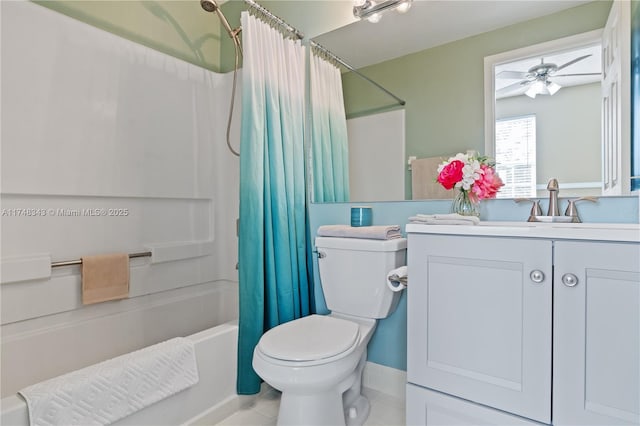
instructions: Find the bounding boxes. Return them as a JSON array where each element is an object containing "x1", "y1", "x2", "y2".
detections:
[
  {"x1": 525, "y1": 80, "x2": 545, "y2": 98},
  {"x1": 538, "y1": 84, "x2": 551, "y2": 96},
  {"x1": 525, "y1": 86, "x2": 538, "y2": 99},
  {"x1": 547, "y1": 81, "x2": 561, "y2": 95}
]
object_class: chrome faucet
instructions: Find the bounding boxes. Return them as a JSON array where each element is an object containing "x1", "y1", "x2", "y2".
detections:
[
  {"x1": 546, "y1": 178, "x2": 560, "y2": 216},
  {"x1": 515, "y1": 198, "x2": 543, "y2": 222},
  {"x1": 515, "y1": 179, "x2": 598, "y2": 222},
  {"x1": 564, "y1": 197, "x2": 598, "y2": 223}
]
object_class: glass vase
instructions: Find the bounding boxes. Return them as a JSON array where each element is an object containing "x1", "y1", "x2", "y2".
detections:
[{"x1": 451, "y1": 189, "x2": 480, "y2": 217}]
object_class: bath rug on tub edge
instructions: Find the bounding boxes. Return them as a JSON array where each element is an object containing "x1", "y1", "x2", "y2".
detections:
[{"x1": 18, "y1": 337, "x2": 199, "y2": 426}]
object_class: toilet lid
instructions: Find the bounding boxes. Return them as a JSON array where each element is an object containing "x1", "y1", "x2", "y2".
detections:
[{"x1": 258, "y1": 315, "x2": 360, "y2": 362}]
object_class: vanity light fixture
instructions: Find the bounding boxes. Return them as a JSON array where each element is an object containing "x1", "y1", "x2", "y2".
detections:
[
  {"x1": 524, "y1": 79, "x2": 561, "y2": 99},
  {"x1": 353, "y1": 0, "x2": 413, "y2": 23}
]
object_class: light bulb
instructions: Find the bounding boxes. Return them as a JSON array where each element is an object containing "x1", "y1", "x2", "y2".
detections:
[
  {"x1": 367, "y1": 12, "x2": 382, "y2": 23},
  {"x1": 396, "y1": 0, "x2": 412, "y2": 13},
  {"x1": 547, "y1": 81, "x2": 561, "y2": 95},
  {"x1": 525, "y1": 80, "x2": 546, "y2": 98}
]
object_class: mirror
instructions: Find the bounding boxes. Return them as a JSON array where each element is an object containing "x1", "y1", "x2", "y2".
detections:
[
  {"x1": 312, "y1": 0, "x2": 630, "y2": 202},
  {"x1": 484, "y1": 30, "x2": 604, "y2": 199}
]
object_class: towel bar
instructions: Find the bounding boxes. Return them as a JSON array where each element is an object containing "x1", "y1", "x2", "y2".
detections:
[{"x1": 51, "y1": 251, "x2": 152, "y2": 268}]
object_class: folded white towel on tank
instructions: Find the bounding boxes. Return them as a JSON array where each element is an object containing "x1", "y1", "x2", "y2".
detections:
[
  {"x1": 317, "y1": 224, "x2": 402, "y2": 240},
  {"x1": 408, "y1": 213, "x2": 480, "y2": 225},
  {"x1": 19, "y1": 337, "x2": 199, "y2": 426}
]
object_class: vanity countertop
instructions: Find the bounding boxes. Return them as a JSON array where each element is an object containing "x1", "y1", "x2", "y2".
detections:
[{"x1": 405, "y1": 221, "x2": 640, "y2": 243}]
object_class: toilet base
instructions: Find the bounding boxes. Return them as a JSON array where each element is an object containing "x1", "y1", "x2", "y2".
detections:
[
  {"x1": 275, "y1": 391, "x2": 372, "y2": 426},
  {"x1": 344, "y1": 395, "x2": 371, "y2": 426},
  {"x1": 277, "y1": 390, "x2": 346, "y2": 426},
  {"x1": 274, "y1": 351, "x2": 370, "y2": 426}
]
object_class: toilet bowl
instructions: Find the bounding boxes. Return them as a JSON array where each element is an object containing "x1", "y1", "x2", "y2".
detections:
[
  {"x1": 252, "y1": 237, "x2": 407, "y2": 426},
  {"x1": 253, "y1": 314, "x2": 376, "y2": 426}
]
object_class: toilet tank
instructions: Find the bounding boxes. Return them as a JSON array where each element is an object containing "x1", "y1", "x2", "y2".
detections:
[{"x1": 315, "y1": 237, "x2": 407, "y2": 319}]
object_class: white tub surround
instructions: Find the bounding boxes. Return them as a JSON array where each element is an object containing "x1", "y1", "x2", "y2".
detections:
[
  {"x1": 1, "y1": 0, "x2": 239, "y2": 317},
  {"x1": 1, "y1": 0, "x2": 240, "y2": 401}
]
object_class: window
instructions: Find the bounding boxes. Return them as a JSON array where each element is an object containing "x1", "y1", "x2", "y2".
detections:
[{"x1": 495, "y1": 115, "x2": 536, "y2": 198}]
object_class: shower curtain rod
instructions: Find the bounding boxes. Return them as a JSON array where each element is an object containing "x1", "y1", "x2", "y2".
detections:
[
  {"x1": 239, "y1": 1, "x2": 404, "y2": 106},
  {"x1": 310, "y1": 40, "x2": 406, "y2": 107},
  {"x1": 244, "y1": 0, "x2": 304, "y2": 40}
]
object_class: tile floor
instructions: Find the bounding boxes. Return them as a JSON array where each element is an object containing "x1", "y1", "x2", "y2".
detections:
[{"x1": 214, "y1": 385, "x2": 405, "y2": 426}]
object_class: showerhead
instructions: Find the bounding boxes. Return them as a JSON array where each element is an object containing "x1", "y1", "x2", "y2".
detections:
[
  {"x1": 200, "y1": 0, "x2": 242, "y2": 157},
  {"x1": 200, "y1": 0, "x2": 219, "y2": 13},
  {"x1": 200, "y1": 0, "x2": 239, "y2": 40}
]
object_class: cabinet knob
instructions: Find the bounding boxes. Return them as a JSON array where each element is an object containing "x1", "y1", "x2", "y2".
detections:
[
  {"x1": 530, "y1": 270, "x2": 545, "y2": 283},
  {"x1": 562, "y1": 273, "x2": 579, "y2": 287}
]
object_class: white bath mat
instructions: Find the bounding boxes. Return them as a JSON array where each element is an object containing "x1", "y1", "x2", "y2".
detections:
[{"x1": 18, "y1": 337, "x2": 199, "y2": 426}]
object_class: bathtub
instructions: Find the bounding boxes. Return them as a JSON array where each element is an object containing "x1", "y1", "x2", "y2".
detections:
[{"x1": 1, "y1": 321, "x2": 242, "y2": 426}]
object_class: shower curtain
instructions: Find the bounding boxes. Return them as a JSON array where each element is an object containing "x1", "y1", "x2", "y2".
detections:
[
  {"x1": 236, "y1": 11, "x2": 311, "y2": 395},
  {"x1": 310, "y1": 50, "x2": 350, "y2": 203}
]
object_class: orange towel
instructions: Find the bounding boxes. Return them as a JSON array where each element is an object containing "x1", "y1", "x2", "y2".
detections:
[{"x1": 81, "y1": 253, "x2": 129, "y2": 305}]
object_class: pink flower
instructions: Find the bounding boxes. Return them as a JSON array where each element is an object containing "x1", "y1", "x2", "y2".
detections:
[
  {"x1": 437, "y1": 160, "x2": 464, "y2": 189},
  {"x1": 471, "y1": 164, "x2": 504, "y2": 200}
]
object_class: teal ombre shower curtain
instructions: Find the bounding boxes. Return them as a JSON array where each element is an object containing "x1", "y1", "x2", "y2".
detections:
[
  {"x1": 236, "y1": 11, "x2": 310, "y2": 395},
  {"x1": 310, "y1": 49, "x2": 350, "y2": 203}
]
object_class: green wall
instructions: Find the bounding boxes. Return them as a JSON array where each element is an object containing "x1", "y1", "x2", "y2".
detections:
[
  {"x1": 35, "y1": 0, "x2": 223, "y2": 72},
  {"x1": 341, "y1": 1, "x2": 612, "y2": 198}
]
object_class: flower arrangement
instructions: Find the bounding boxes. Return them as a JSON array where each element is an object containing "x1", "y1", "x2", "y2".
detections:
[{"x1": 436, "y1": 152, "x2": 504, "y2": 215}]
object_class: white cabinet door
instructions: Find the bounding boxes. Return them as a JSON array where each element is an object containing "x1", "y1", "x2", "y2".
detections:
[
  {"x1": 406, "y1": 384, "x2": 542, "y2": 426},
  {"x1": 407, "y1": 235, "x2": 552, "y2": 424},
  {"x1": 553, "y1": 241, "x2": 640, "y2": 425}
]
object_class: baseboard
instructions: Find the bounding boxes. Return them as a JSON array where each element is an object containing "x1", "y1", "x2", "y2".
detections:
[{"x1": 362, "y1": 361, "x2": 407, "y2": 400}]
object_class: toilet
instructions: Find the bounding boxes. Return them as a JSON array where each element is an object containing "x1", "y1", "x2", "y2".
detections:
[{"x1": 252, "y1": 236, "x2": 407, "y2": 426}]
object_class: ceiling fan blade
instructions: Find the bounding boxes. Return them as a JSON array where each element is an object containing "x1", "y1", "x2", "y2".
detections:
[
  {"x1": 496, "y1": 80, "x2": 529, "y2": 96},
  {"x1": 555, "y1": 54, "x2": 592, "y2": 72},
  {"x1": 553, "y1": 72, "x2": 602, "y2": 77},
  {"x1": 496, "y1": 70, "x2": 529, "y2": 79}
]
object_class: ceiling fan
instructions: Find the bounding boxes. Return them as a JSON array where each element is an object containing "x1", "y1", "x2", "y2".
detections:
[{"x1": 496, "y1": 54, "x2": 601, "y2": 99}]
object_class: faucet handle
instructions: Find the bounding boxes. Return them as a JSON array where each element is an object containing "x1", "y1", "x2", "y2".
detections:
[
  {"x1": 515, "y1": 198, "x2": 542, "y2": 222},
  {"x1": 564, "y1": 197, "x2": 598, "y2": 223}
]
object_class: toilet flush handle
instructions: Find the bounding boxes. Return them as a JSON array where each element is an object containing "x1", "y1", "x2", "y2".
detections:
[{"x1": 317, "y1": 251, "x2": 326, "y2": 259}]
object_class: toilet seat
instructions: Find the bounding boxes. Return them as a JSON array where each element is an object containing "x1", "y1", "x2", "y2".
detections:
[{"x1": 257, "y1": 315, "x2": 360, "y2": 363}]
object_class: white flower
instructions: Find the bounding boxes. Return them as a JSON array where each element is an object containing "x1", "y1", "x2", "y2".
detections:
[
  {"x1": 436, "y1": 151, "x2": 504, "y2": 200},
  {"x1": 444, "y1": 153, "x2": 482, "y2": 190}
]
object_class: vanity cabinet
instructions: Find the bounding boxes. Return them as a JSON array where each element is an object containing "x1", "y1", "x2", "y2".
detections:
[
  {"x1": 406, "y1": 228, "x2": 639, "y2": 426},
  {"x1": 553, "y1": 241, "x2": 639, "y2": 425}
]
